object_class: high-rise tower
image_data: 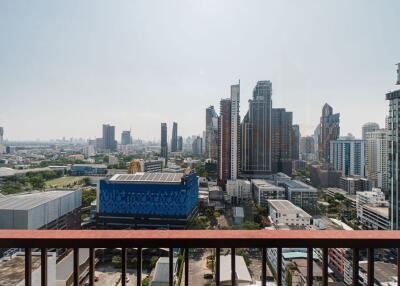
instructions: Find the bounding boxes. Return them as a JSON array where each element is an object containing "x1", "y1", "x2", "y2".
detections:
[
  {"x1": 230, "y1": 83, "x2": 240, "y2": 180},
  {"x1": 241, "y1": 81, "x2": 272, "y2": 177},
  {"x1": 0, "y1": 127, "x2": 4, "y2": 154},
  {"x1": 218, "y1": 99, "x2": 232, "y2": 186},
  {"x1": 102, "y1": 124, "x2": 117, "y2": 151},
  {"x1": 362, "y1": 122, "x2": 380, "y2": 141},
  {"x1": 271, "y1": 108, "x2": 293, "y2": 175},
  {"x1": 121, "y1": 130, "x2": 132, "y2": 145},
  {"x1": 387, "y1": 63, "x2": 400, "y2": 229},
  {"x1": 161, "y1": 123, "x2": 168, "y2": 161},
  {"x1": 318, "y1": 104, "x2": 340, "y2": 162},
  {"x1": 171, "y1": 122, "x2": 178, "y2": 152},
  {"x1": 205, "y1": 106, "x2": 219, "y2": 160}
]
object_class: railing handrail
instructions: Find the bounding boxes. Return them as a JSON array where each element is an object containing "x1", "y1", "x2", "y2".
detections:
[{"x1": 0, "y1": 230, "x2": 399, "y2": 248}]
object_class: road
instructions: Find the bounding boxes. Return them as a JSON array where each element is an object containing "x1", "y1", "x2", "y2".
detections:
[{"x1": 181, "y1": 248, "x2": 212, "y2": 286}]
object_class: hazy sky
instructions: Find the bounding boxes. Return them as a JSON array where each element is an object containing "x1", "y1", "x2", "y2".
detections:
[{"x1": 0, "y1": 1, "x2": 399, "y2": 141}]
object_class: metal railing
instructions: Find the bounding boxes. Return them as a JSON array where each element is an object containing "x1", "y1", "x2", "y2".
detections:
[{"x1": 0, "y1": 230, "x2": 400, "y2": 286}]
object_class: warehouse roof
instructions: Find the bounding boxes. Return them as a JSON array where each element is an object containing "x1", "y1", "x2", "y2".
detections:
[
  {"x1": 0, "y1": 190, "x2": 77, "y2": 210},
  {"x1": 110, "y1": 172, "x2": 184, "y2": 183}
]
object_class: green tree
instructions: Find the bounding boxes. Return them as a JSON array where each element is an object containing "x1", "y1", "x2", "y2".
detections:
[
  {"x1": 82, "y1": 188, "x2": 96, "y2": 207},
  {"x1": 142, "y1": 277, "x2": 150, "y2": 286},
  {"x1": 150, "y1": 256, "x2": 159, "y2": 269}
]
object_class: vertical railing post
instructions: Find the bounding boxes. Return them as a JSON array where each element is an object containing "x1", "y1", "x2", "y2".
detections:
[
  {"x1": 352, "y1": 248, "x2": 359, "y2": 286},
  {"x1": 184, "y1": 248, "x2": 189, "y2": 286},
  {"x1": 216, "y1": 248, "x2": 220, "y2": 286},
  {"x1": 231, "y1": 248, "x2": 236, "y2": 285},
  {"x1": 41, "y1": 248, "x2": 47, "y2": 286},
  {"x1": 307, "y1": 247, "x2": 313, "y2": 286},
  {"x1": 121, "y1": 248, "x2": 127, "y2": 286},
  {"x1": 262, "y1": 248, "x2": 267, "y2": 286},
  {"x1": 25, "y1": 248, "x2": 32, "y2": 286},
  {"x1": 322, "y1": 248, "x2": 328, "y2": 286},
  {"x1": 398, "y1": 248, "x2": 400, "y2": 286},
  {"x1": 137, "y1": 247, "x2": 142, "y2": 286},
  {"x1": 367, "y1": 248, "x2": 374, "y2": 286},
  {"x1": 89, "y1": 248, "x2": 95, "y2": 286},
  {"x1": 169, "y1": 248, "x2": 174, "y2": 286},
  {"x1": 73, "y1": 248, "x2": 79, "y2": 286},
  {"x1": 277, "y1": 248, "x2": 282, "y2": 286}
]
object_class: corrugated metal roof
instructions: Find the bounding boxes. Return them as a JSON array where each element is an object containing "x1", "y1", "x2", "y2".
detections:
[{"x1": 0, "y1": 191, "x2": 77, "y2": 210}]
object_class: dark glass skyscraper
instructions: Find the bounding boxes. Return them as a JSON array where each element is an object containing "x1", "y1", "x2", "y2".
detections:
[
  {"x1": 291, "y1": 124, "x2": 300, "y2": 160},
  {"x1": 171, "y1": 122, "x2": 178, "y2": 152},
  {"x1": 241, "y1": 81, "x2": 272, "y2": 178},
  {"x1": 205, "y1": 106, "x2": 219, "y2": 160},
  {"x1": 161, "y1": 123, "x2": 168, "y2": 160},
  {"x1": 102, "y1": 124, "x2": 116, "y2": 151},
  {"x1": 218, "y1": 98, "x2": 231, "y2": 186},
  {"x1": 178, "y1": 136, "x2": 183, "y2": 151},
  {"x1": 271, "y1": 108, "x2": 293, "y2": 175}
]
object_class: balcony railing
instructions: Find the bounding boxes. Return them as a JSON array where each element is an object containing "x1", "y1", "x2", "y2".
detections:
[{"x1": 0, "y1": 230, "x2": 399, "y2": 286}]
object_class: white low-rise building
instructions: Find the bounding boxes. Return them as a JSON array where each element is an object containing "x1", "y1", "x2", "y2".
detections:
[
  {"x1": 226, "y1": 179, "x2": 251, "y2": 203},
  {"x1": 268, "y1": 200, "x2": 312, "y2": 227},
  {"x1": 356, "y1": 188, "x2": 389, "y2": 230},
  {"x1": 356, "y1": 188, "x2": 386, "y2": 206},
  {"x1": 251, "y1": 179, "x2": 286, "y2": 208}
]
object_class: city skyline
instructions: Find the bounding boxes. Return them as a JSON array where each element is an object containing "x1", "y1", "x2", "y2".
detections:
[{"x1": 0, "y1": 1, "x2": 399, "y2": 141}]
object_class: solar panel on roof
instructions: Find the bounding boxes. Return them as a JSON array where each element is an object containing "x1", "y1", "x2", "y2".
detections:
[{"x1": 110, "y1": 172, "x2": 184, "y2": 183}]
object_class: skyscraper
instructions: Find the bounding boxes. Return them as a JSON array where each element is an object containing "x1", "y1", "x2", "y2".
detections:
[
  {"x1": 300, "y1": 136, "x2": 315, "y2": 161},
  {"x1": 161, "y1": 123, "x2": 168, "y2": 160},
  {"x1": 178, "y1": 136, "x2": 183, "y2": 151},
  {"x1": 192, "y1": 136, "x2": 203, "y2": 156},
  {"x1": 230, "y1": 83, "x2": 240, "y2": 180},
  {"x1": 330, "y1": 139, "x2": 365, "y2": 177},
  {"x1": 318, "y1": 104, "x2": 340, "y2": 162},
  {"x1": 387, "y1": 65, "x2": 400, "y2": 229},
  {"x1": 205, "y1": 106, "x2": 219, "y2": 160},
  {"x1": 241, "y1": 81, "x2": 272, "y2": 178},
  {"x1": 291, "y1": 124, "x2": 300, "y2": 160},
  {"x1": 0, "y1": 127, "x2": 4, "y2": 154},
  {"x1": 271, "y1": 108, "x2": 293, "y2": 175},
  {"x1": 171, "y1": 122, "x2": 178, "y2": 152},
  {"x1": 121, "y1": 130, "x2": 132, "y2": 145},
  {"x1": 218, "y1": 98, "x2": 232, "y2": 186},
  {"x1": 365, "y1": 129, "x2": 388, "y2": 191},
  {"x1": 362, "y1": 122, "x2": 380, "y2": 141},
  {"x1": 102, "y1": 124, "x2": 116, "y2": 151}
]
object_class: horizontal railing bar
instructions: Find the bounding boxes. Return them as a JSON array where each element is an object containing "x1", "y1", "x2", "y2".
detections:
[{"x1": 1, "y1": 230, "x2": 400, "y2": 248}]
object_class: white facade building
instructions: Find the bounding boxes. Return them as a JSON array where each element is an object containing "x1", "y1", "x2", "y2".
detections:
[
  {"x1": 357, "y1": 188, "x2": 389, "y2": 230},
  {"x1": 365, "y1": 129, "x2": 388, "y2": 191},
  {"x1": 268, "y1": 200, "x2": 312, "y2": 227},
  {"x1": 251, "y1": 179, "x2": 286, "y2": 208},
  {"x1": 226, "y1": 179, "x2": 251, "y2": 202},
  {"x1": 356, "y1": 188, "x2": 386, "y2": 206},
  {"x1": 230, "y1": 83, "x2": 240, "y2": 180}
]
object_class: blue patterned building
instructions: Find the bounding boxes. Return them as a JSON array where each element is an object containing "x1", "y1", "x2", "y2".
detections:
[{"x1": 97, "y1": 172, "x2": 198, "y2": 228}]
